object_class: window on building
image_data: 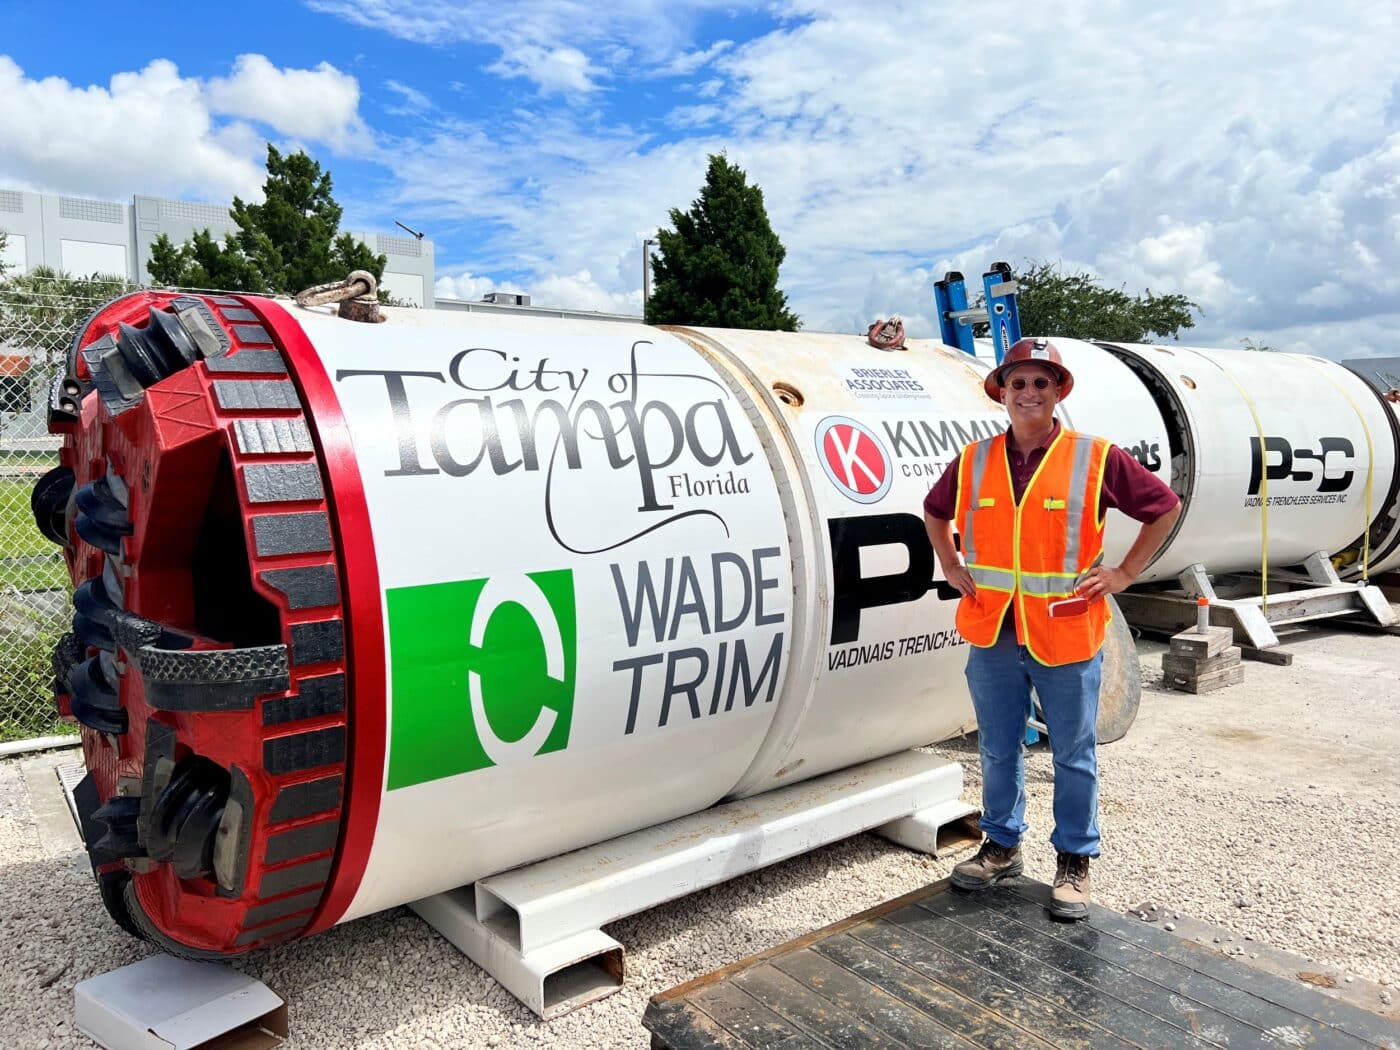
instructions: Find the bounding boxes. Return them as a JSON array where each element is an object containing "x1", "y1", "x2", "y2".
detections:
[
  {"x1": 60, "y1": 239, "x2": 128, "y2": 279},
  {"x1": 1, "y1": 232, "x2": 27, "y2": 273}
]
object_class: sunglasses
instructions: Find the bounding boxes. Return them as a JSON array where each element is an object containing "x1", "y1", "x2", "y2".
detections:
[{"x1": 1008, "y1": 376, "x2": 1055, "y2": 391}]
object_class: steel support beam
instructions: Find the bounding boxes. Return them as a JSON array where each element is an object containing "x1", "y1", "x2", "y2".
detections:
[
  {"x1": 1120, "y1": 553, "x2": 1396, "y2": 650},
  {"x1": 412, "y1": 750, "x2": 974, "y2": 1017}
]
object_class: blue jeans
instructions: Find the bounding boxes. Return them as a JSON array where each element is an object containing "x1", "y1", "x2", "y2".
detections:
[{"x1": 964, "y1": 628, "x2": 1102, "y2": 856}]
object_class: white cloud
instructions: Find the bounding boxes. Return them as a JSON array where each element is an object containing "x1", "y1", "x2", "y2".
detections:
[
  {"x1": 487, "y1": 46, "x2": 599, "y2": 96},
  {"x1": 668, "y1": 105, "x2": 722, "y2": 129},
  {"x1": 17, "y1": 3, "x2": 1378, "y2": 359},
  {"x1": 530, "y1": 270, "x2": 642, "y2": 314},
  {"x1": 1298, "y1": 282, "x2": 1350, "y2": 310},
  {"x1": 206, "y1": 54, "x2": 368, "y2": 150},
  {"x1": 853, "y1": 265, "x2": 939, "y2": 341},
  {"x1": 611, "y1": 0, "x2": 1389, "y2": 352},
  {"x1": 1111, "y1": 224, "x2": 1234, "y2": 315},
  {"x1": 381, "y1": 108, "x2": 661, "y2": 276},
  {"x1": 0, "y1": 57, "x2": 264, "y2": 201},
  {"x1": 431, "y1": 0, "x2": 1386, "y2": 357},
  {"x1": 0, "y1": 54, "x2": 372, "y2": 204},
  {"x1": 383, "y1": 79, "x2": 433, "y2": 116},
  {"x1": 308, "y1": 0, "x2": 741, "y2": 94},
  {"x1": 1251, "y1": 313, "x2": 1400, "y2": 361},
  {"x1": 658, "y1": 40, "x2": 734, "y2": 77},
  {"x1": 435, "y1": 269, "x2": 640, "y2": 315},
  {"x1": 436, "y1": 272, "x2": 525, "y2": 300}
]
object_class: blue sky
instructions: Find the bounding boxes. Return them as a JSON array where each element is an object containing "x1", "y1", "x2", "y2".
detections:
[{"x1": 2, "y1": 0, "x2": 1397, "y2": 357}]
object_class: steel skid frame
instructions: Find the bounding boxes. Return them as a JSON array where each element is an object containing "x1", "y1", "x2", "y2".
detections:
[
  {"x1": 410, "y1": 751, "x2": 979, "y2": 1018},
  {"x1": 1114, "y1": 553, "x2": 1398, "y2": 650}
]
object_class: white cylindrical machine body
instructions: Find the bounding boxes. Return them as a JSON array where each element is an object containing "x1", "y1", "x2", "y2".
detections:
[
  {"x1": 316, "y1": 311, "x2": 799, "y2": 918},
  {"x1": 1088, "y1": 342, "x2": 1400, "y2": 581},
  {"x1": 1344, "y1": 395, "x2": 1400, "y2": 577},
  {"x1": 323, "y1": 318, "x2": 1000, "y2": 916},
  {"x1": 306, "y1": 314, "x2": 1400, "y2": 917},
  {"x1": 54, "y1": 290, "x2": 1400, "y2": 955},
  {"x1": 672, "y1": 330, "x2": 995, "y2": 802}
]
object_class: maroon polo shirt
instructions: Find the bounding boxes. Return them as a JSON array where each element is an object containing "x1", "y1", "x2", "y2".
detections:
[{"x1": 921, "y1": 419, "x2": 1179, "y2": 525}]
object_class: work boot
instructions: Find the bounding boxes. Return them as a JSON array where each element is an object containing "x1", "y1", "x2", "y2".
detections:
[
  {"x1": 1050, "y1": 852, "x2": 1092, "y2": 921},
  {"x1": 950, "y1": 838, "x2": 1023, "y2": 891}
]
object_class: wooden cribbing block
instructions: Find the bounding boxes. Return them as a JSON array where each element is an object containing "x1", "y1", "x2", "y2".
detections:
[
  {"x1": 1165, "y1": 664, "x2": 1245, "y2": 694},
  {"x1": 1161, "y1": 647, "x2": 1241, "y2": 680},
  {"x1": 1168, "y1": 625, "x2": 1234, "y2": 659},
  {"x1": 1162, "y1": 648, "x2": 1244, "y2": 694}
]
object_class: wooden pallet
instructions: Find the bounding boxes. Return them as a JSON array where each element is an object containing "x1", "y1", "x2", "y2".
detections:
[{"x1": 644, "y1": 878, "x2": 1399, "y2": 1048}]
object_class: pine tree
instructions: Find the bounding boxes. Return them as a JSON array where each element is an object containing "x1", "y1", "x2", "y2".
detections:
[
  {"x1": 647, "y1": 154, "x2": 799, "y2": 330},
  {"x1": 148, "y1": 229, "x2": 263, "y2": 292},
  {"x1": 147, "y1": 145, "x2": 386, "y2": 295}
]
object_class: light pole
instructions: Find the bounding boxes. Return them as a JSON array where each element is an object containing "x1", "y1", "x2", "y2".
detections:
[{"x1": 642, "y1": 238, "x2": 657, "y2": 303}]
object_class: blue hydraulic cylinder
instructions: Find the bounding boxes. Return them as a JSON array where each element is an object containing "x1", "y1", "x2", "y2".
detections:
[
  {"x1": 934, "y1": 271, "x2": 977, "y2": 355},
  {"x1": 981, "y1": 262, "x2": 1022, "y2": 364}
]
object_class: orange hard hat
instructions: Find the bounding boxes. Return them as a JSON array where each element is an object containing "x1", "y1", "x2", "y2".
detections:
[{"x1": 984, "y1": 337, "x2": 1074, "y2": 401}]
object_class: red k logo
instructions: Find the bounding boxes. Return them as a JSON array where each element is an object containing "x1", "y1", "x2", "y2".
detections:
[{"x1": 815, "y1": 416, "x2": 892, "y2": 504}]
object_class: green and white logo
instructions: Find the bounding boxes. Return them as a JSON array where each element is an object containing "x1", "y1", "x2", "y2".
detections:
[{"x1": 386, "y1": 570, "x2": 576, "y2": 790}]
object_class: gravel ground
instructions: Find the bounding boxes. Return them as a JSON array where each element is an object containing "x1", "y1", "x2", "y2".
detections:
[{"x1": 1, "y1": 623, "x2": 1396, "y2": 1048}]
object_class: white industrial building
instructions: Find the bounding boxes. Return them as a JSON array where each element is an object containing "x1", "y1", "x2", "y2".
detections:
[{"x1": 0, "y1": 187, "x2": 436, "y2": 307}]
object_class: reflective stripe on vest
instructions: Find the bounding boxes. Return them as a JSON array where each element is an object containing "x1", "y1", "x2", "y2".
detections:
[
  {"x1": 967, "y1": 564, "x2": 1016, "y2": 591},
  {"x1": 1017, "y1": 571, "x2": 1081, "y2": 597},
  {"x1": 1062, "y1": 433, "x2": 1096, "y2": 575},
  {"x1": 961, "y1": 438, "x2": 993, "y2": 570}
]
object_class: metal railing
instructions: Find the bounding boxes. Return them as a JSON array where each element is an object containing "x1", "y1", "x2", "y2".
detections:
[{"x1": 0, "y1": 273, "x2": 136, "y2": 741}]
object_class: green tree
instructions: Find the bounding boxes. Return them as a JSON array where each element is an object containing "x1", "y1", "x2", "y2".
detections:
[
  {"x1": 0, "y1": 266, "x2": 133, "y2": 428},
  {"x1": 0, "y1": 229, "x2": 10, "y2": 281},
  {"x1": 148, "y1": 229, "x2": 264, "y2": 292},
  {"x1": 979, "y1": 260, "x2": 1198, "y2": 343},
  {"x1": 647, "y1": 153, "x2": 799, "y2": 330},
  {"x1": 1239, "y1": 337, "x2": 1276, "y2": 352},
  {"x1": 147, "y1": 144, "x2": 386, "y2": 295},
  {"x1": 0, "y1": 265, "x2": 133, "y2": 360}
]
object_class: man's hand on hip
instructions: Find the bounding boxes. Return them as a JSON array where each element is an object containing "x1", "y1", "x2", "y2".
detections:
[
  {"x1": 1076, "y1": 564, "x2": 1133, "y2": 601},
  {"x1": 946, "y1": 564, "x2": 978, "y2": 598}
]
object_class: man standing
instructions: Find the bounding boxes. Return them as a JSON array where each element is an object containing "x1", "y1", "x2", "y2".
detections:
[{"x1": 923, "y1": 338, "x2": 1181, "y2": 920}]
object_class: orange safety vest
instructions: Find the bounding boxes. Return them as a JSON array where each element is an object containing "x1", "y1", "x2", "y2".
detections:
[{"x1": 954, "y1": 428, "x2": 1112, "y2": 666}]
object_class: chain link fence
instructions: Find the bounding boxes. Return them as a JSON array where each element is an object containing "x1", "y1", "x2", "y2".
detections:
[{"x1": 0, "y1": 273, "x2": 136, "y2": 741}]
